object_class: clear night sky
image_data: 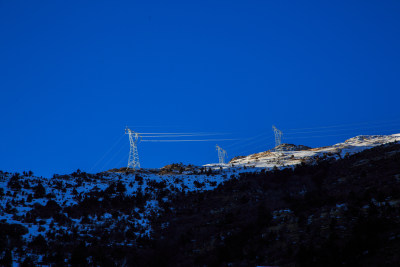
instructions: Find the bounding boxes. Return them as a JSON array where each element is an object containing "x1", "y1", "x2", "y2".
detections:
[{"x1": 1, "y1": 0, "x2": 400, "y2": 177}]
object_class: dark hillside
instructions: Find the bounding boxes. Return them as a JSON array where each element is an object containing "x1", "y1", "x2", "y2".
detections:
[{"x1": 148, "y1": 142, "x2": 400, "y2": 266}]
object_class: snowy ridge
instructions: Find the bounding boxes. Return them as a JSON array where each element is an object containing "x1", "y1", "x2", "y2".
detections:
[{"x1": 208, "y1": 133, "x2": 400, "y2": 169}]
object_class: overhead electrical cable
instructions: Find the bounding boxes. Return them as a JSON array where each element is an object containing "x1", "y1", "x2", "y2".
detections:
[
  {"x1": 138, "y1": 132, "x2": 227, "y2": 135},
  {"x1": 89, "y1": 133, "x2": 125, "y2": 172},
  {"x1": 115, "y1": 154, "x2": 128, "y2": 169},
  {"x1": 139, "y1": 134, "x2": 228, "y2": 138},
  {"x1": 141, "y1": 138, "x2": 238, "y2": 142},
  {"x1": 234, "y1": 141, "x2": 276, "y2": 157},
  {"x1": 284, "y1": 122, "x2": 400, "y2": 135},
  {"x1": 223, "y1": 132, "x2": 270, "y2": 149},
  {"x1": 100, "y1": 140, "x2": 128, "y2": 172},
  {"x1": 286, "y1": 126, "x2": 400, "y2": 138},
  {"x1": 227, "y1": 136, "x2": 274, "y2": 154},
  {"x1": 285, "y1": 118, "x2": 400, "y2": 132},
  {"x1": 285, "y1": 132, "x2": 382, "y2": 140}
]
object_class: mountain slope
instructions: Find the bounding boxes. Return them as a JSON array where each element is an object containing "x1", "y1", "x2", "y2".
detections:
[
  {"x1": 0, "y1": 133, "x2": 399, "y2": 265},
  {"x1": 151, "y1": 141, "x2": 400, "y2": 266}
]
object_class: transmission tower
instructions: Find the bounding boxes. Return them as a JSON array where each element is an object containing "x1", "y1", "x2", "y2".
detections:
[
  {"x1": 125, "y1": 127, "x2": 141, "y2": 169},
  {"x1": 272, "y1": 125, "x2": 283, "y2": 152},
  {"x1": 216, "y1": 144, "x2": 227, "y2": 164}
]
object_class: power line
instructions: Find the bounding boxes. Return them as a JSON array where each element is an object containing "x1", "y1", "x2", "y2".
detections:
[
  {"x1": 232, "y1": 141, "x2": 275, "y2": 157},
  {"x1": 141, "y1": 138, "x2": 238, "y2": 142},
  {"x1": 97, "y1": 120, "x2": 400, "y2": 171},
  {"x1": 285, "y1": 118, "x2": 400, "y2": 132},
  {"x1": 115, "y1": 155, "x2": 127, "y2": 169},
  {"x1": 284, "y1": 122, "x2": 400, "y2": 135},
  {"x1": 285, "y1": 131, "x2": 400, "y2": 141},
  {"x1": 125, "y1": 125, "x2": 184, "y2": 128},
  {"x1": 228, "y1": 123, "x2": 400, "y2": 158},
  {"x1": 100, "y1": 139, "x2": 127, "y2": 172},
  {"x1": 138, "y1": 134, "x2": 228, "y2": 138},
  {"x1": 89, "y1": 133, "x2": 125, "y2": 172},
  {"x1": 224, "y1": 132, "x2": 269, "y2": 149},
  {"x1": 227, "y1": 136, "x2": 274, "y2": 154},
  {"x1": 138, "y1": 132, "x2": 227, "y2": 135}
]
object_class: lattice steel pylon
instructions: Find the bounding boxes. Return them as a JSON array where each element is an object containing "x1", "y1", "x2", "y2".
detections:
[
  {"x1": 272, "y1": 125, "x2": 283, "y2": 152},
  {"x1": 216, "y1": 144, "x2": 227, "y2": 164},
  {"x1": 125, "y1": 127, "x2": 141, "y2": 169}
]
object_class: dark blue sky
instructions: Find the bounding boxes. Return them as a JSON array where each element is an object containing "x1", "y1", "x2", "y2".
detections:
[{"x1": 1, "y1": 0, "x2": 400, "y2": 177}]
